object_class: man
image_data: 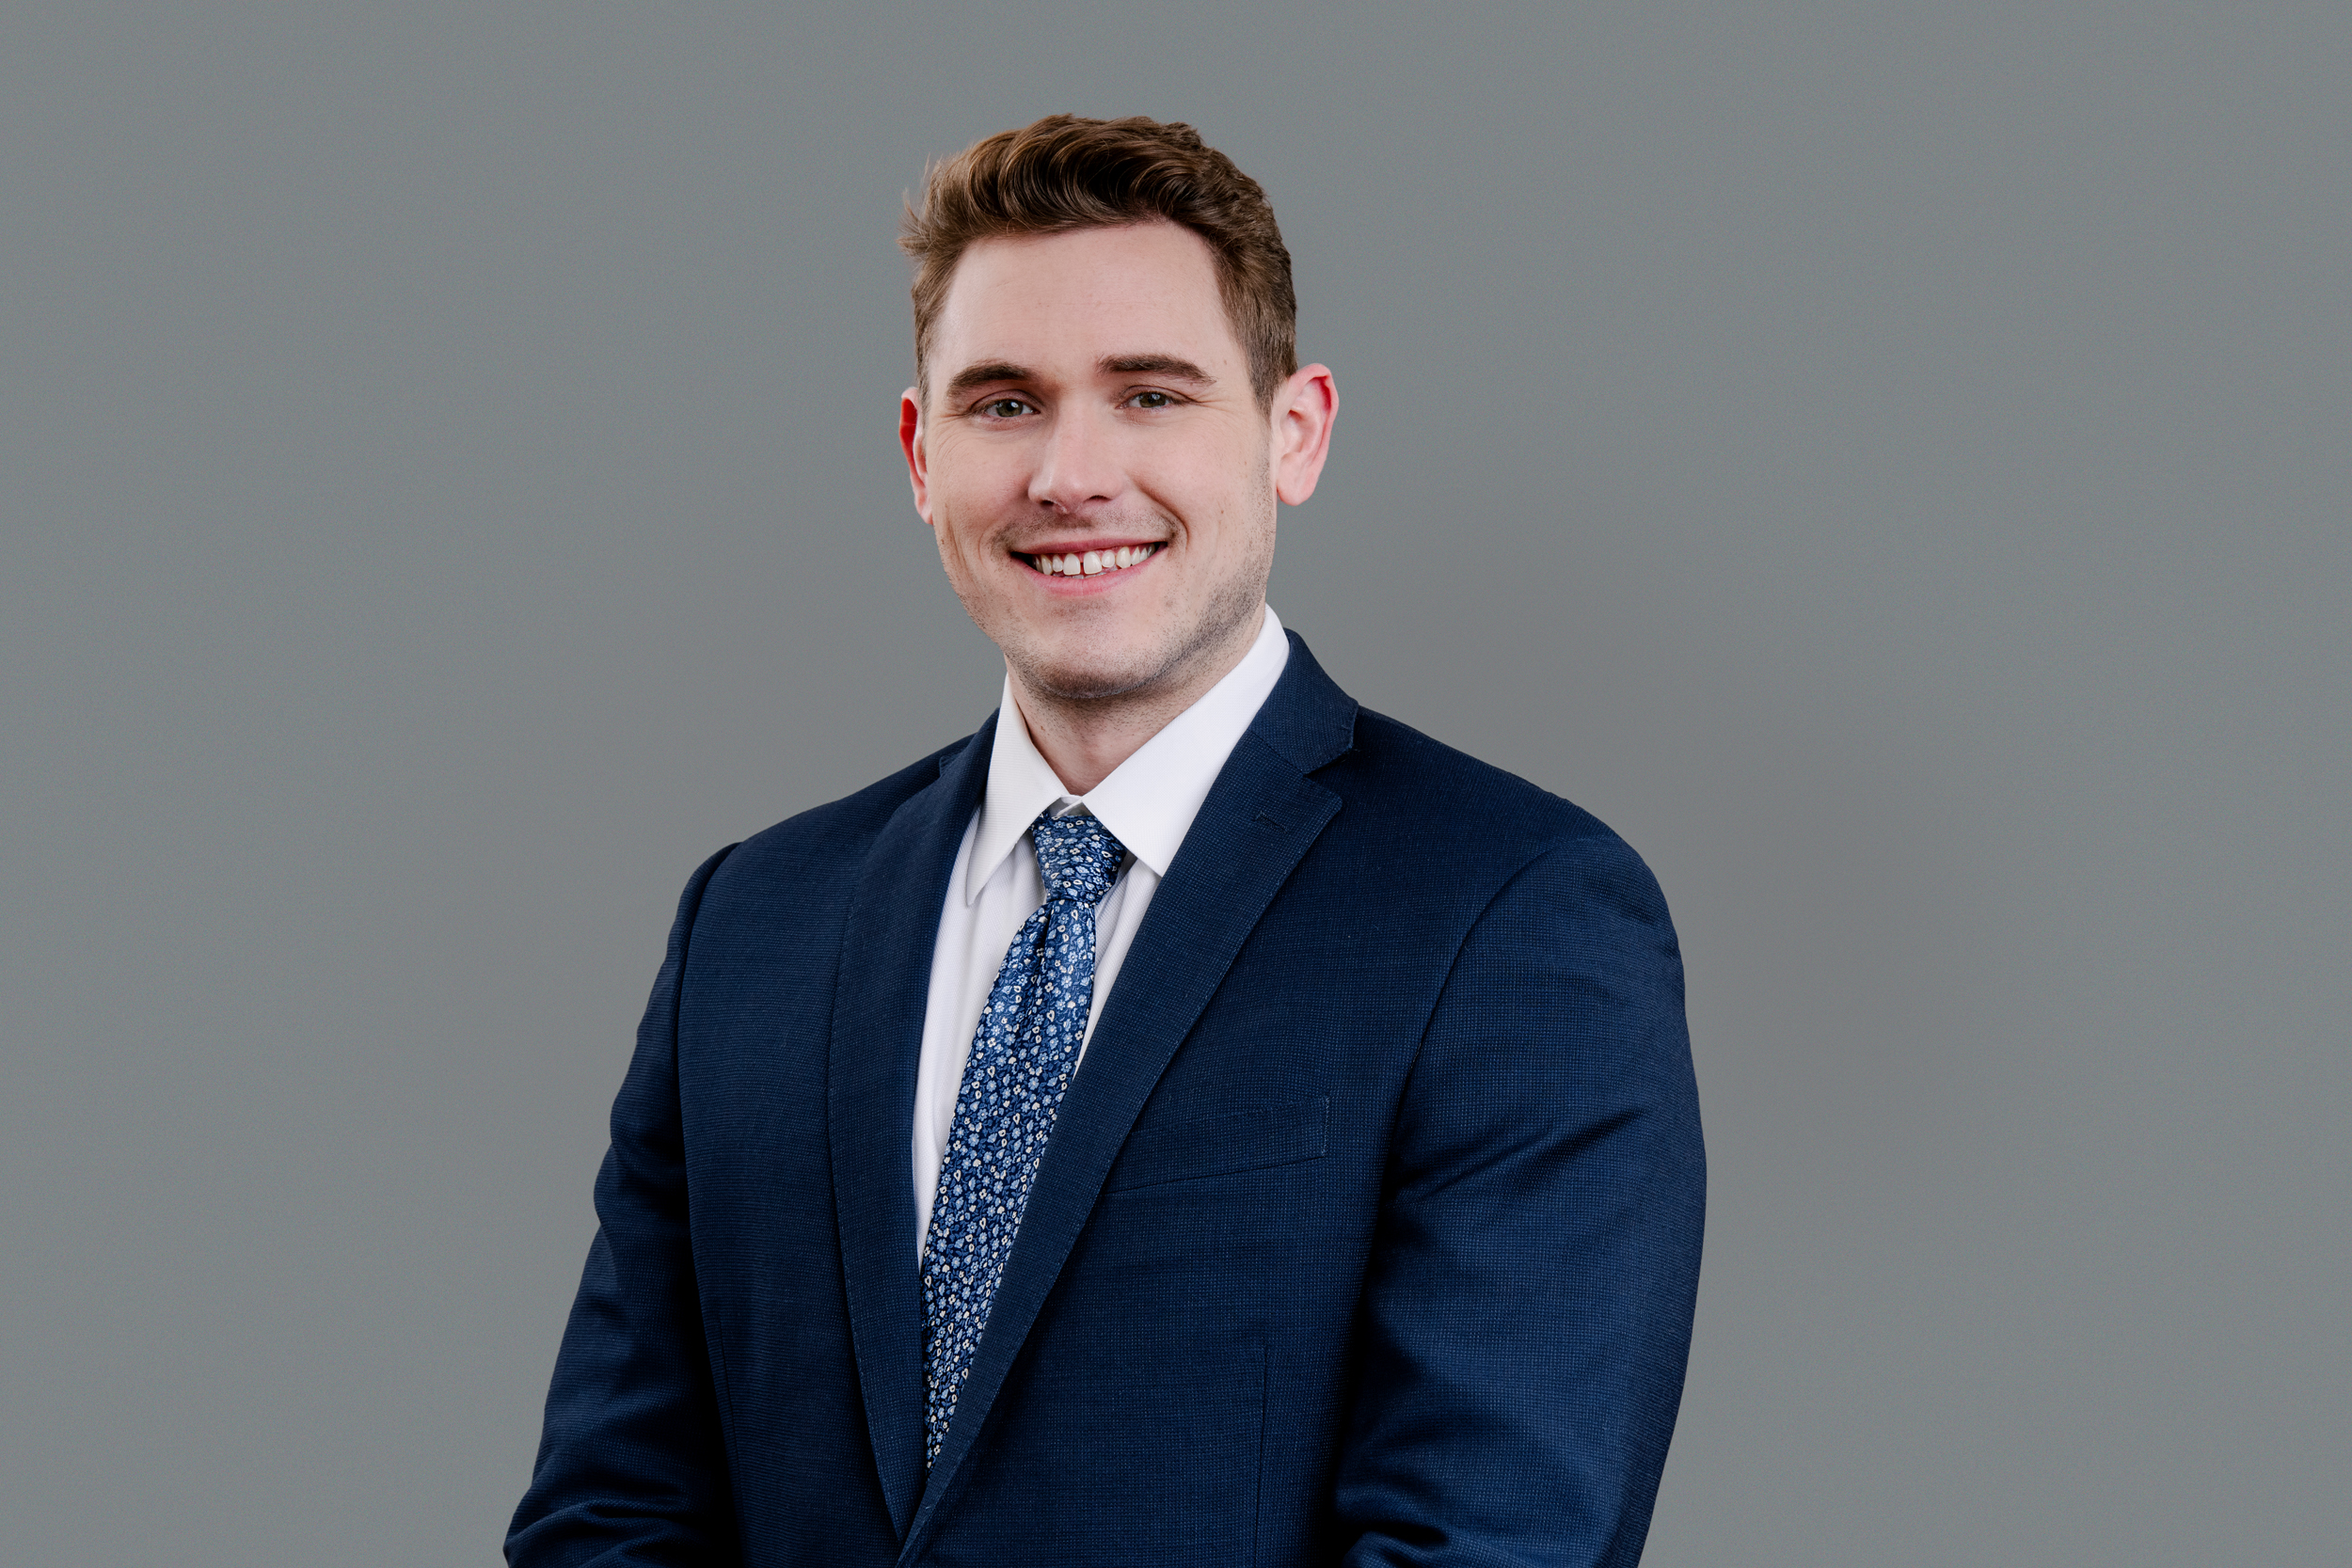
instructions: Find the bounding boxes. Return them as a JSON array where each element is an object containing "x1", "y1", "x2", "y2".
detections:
[{"x1": 509, "y1": 115, "x2": 1704, "y2": 1567}]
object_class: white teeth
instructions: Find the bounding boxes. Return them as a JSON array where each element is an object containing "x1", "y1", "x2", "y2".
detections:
[{"x1": 1031, "y1": 545, "x2": 1154, "y2": 576}]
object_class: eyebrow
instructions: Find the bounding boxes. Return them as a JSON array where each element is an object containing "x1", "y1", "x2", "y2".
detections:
[
  {"x1": 942, "y1": 361, "x2": 1035, "y2": 403},
  {"x1": 940, "y1": 353, "x2": 1220, "y2": 406},
  {"x1": 1101, "y1": 354, "x2": 1215, "y2": 385}
]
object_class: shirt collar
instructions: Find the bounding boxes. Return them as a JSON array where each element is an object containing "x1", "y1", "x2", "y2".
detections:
[{"x1": 965, "y1": 605, "x2": 1291, "y2": 905}]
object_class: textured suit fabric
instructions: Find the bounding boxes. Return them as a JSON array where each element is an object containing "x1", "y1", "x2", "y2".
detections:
[{"x1": 507, "y1": 634, "x2": 1707, "y2": 1568}]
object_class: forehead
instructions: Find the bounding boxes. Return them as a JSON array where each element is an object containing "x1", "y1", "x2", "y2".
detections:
[{"x1": 931, "y1": 221, "x2": 1241, "y2": 371}]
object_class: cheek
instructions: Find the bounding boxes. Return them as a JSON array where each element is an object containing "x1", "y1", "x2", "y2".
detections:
[
  {"x1": 931, "y1": 434, "x2": 1034, "y2": 505},
  {"x1": 1142, "y1": 434, "x2": 1269, "y2": 528},
  {"x1": 930, "y1": 507, "x2": 986, "y2": 573},
  {"x1": 930, "y1": 504, "x2": 1021, "y2": 594}
]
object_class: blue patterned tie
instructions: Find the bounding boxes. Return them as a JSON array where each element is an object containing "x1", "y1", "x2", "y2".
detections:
[{"x1": 920, "y1": 810, "x2": 1127, "y2": 1466}]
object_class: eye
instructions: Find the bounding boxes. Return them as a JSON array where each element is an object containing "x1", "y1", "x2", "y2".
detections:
[
  {"x1": 1126, "y1": 389, "x2": 1177, "y2": 409},
  {"x1": 977, "y1": 397, "x2": 1036, "y2": 419}
]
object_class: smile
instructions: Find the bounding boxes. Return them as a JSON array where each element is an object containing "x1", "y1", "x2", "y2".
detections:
[{"x1": 1021, "y1": 543, "x2": 1161, "y2": 578}]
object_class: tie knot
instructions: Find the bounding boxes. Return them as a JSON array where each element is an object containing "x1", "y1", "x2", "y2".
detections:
[{"x1": 1029, "y1": 812, "x2": 1125, "y2": 906}]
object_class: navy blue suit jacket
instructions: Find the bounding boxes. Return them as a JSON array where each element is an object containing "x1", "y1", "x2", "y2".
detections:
[{"x1": 509, "y1": 635, "x2": 1705, "y2": 1567}]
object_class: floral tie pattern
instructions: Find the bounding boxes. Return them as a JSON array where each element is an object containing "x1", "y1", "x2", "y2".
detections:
[{"x1": 919, "y1": 810, "x2": 1127, "y2": 1466}]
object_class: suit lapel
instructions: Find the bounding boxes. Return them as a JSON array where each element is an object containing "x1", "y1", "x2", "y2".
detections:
[
  {"x1": 829, "y1": 714, "x2": 995, "y2": 1543},
  {"x1": 904, "y1": 636, "x2": 1359, "y2": 1557}
]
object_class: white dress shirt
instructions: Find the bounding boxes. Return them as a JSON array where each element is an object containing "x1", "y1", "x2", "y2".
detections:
[{"x1": 911, "y1": 605, "x2": 1292, "y2": 1253}]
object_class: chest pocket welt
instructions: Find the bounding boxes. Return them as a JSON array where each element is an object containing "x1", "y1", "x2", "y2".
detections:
[{"x1": 1104, "y1": 1095, "x2": 1330, "y2": 1194}]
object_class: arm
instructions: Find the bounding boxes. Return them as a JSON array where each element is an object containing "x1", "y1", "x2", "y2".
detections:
[
  {"x1": 1335, "y1": 832, "x2": 1707, "y2": 1568},
  {"x1": 507, "y1": 845, "x2": 741, "y2": 1568}
]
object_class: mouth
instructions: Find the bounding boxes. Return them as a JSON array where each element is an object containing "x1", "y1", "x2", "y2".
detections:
[{"x1": 1018, "y1": 542, "x2": 1163, "y2": 579}]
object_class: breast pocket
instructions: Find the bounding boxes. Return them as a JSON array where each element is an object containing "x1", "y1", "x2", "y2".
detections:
[{"x1": 1103, "y1": 1095, "x2": 1330, "y2": 1194}]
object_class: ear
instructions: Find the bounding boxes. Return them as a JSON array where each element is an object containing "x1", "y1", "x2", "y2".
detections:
[
  {"x1": 899, "y1": 388, "x2": 935, "y2": 524},
  {"x1": 1270, "y1": 363, "x2": 1337, "y2": 506}
]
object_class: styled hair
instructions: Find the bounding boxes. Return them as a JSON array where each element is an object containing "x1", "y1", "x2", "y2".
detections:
[{"x1": 900, "y1": 115, "x2": 1297, "y2": 408}]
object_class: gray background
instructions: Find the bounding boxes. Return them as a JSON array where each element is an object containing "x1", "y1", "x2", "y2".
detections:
[{"x1": 4, "y1": 3, "x2": 2344, "y2": 1562}]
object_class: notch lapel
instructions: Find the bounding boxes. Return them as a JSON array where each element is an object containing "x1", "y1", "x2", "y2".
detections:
[
  {"x1": 828, "y1": 715, "x2": 995, "y2": 1542},
  {"x1": 903, "y1": 637, "x2": 1359, "y2": 1559}
]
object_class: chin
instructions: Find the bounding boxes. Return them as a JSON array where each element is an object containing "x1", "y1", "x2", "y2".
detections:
[
  {"x1": 1004, "y1": 631, "x2": 1179, "y2": 705},
  {"x1": 1015, "y1": 654, "x2": 1166, "y2": 704}
]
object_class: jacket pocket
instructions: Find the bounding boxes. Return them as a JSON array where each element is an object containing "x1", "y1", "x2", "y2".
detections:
[{"x1": 1103, "y1": 1095, "x2": 1329, "y2": 1194}]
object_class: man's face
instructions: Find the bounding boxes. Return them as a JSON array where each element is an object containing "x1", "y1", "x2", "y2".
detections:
[{"x1": 901, "y1": 221, "x2": 1329, "y2": 706}]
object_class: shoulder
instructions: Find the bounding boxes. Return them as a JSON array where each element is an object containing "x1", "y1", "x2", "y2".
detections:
[
  {"x1": 691, "y1": 731, "x2": 978, "y2": 913},
  {"x1": 1246, "y1": 633, "x2": 1663, "y2": 921},
  {"x1": 1333, "y1": 718, "x2": 1690, "y2": 1107},
  {"x1": 1313, "y1": 707, "x2": 1671, "y2": 929},
  {"x1": 1336, "y1": 706, "x2": 1648, "y2": 860},
  {"x1": 744, "y1": 735, "x2": 971, "y2": 856}
]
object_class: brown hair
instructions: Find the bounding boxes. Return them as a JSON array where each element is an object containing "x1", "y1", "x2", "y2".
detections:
[{"x1": 900, "y1": 115, "x2": 1297, "y2": 408}]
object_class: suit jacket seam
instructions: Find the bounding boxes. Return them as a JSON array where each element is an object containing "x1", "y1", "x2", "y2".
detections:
[
  {"x1": 1391, "y1": 836, "x2": 1591, "y2": 1156},
  {"x1": 670, "y1": 840, "x2": 741, "y2": 1047}
]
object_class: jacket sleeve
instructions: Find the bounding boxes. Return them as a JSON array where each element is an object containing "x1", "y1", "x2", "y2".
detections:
[
  {"x1": 507, "y1": 845, "x2": 742, "y2": 1567},
  {"x1": 1334, "y1": 831, "x2": 1707, "y2": 1568}
]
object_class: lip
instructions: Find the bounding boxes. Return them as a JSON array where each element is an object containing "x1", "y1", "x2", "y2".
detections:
[{"x1": 1010, "y1": 537, "x2": 1162, "y2": 558}]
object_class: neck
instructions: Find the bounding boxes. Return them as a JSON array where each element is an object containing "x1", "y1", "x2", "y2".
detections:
[{"x1": 1009, "y1": 608, "x2": 1264, "y2": 795}]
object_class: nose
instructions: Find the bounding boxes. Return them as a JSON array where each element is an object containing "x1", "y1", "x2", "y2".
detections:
[{"x1": 1027, "y1": 404, "x2": 1123, "y2": 515}]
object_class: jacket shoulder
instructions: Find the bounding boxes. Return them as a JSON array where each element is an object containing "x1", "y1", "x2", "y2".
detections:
[
  {"x1": 1342, "y1": 708, "x2": 1612, "y2": 841},
  {"x1": 1330, "y1": 708, "x2": 1665, "y2": 911},
  {"x1": 701, "y1": 731, "x2": 977, "y2": 903}
]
